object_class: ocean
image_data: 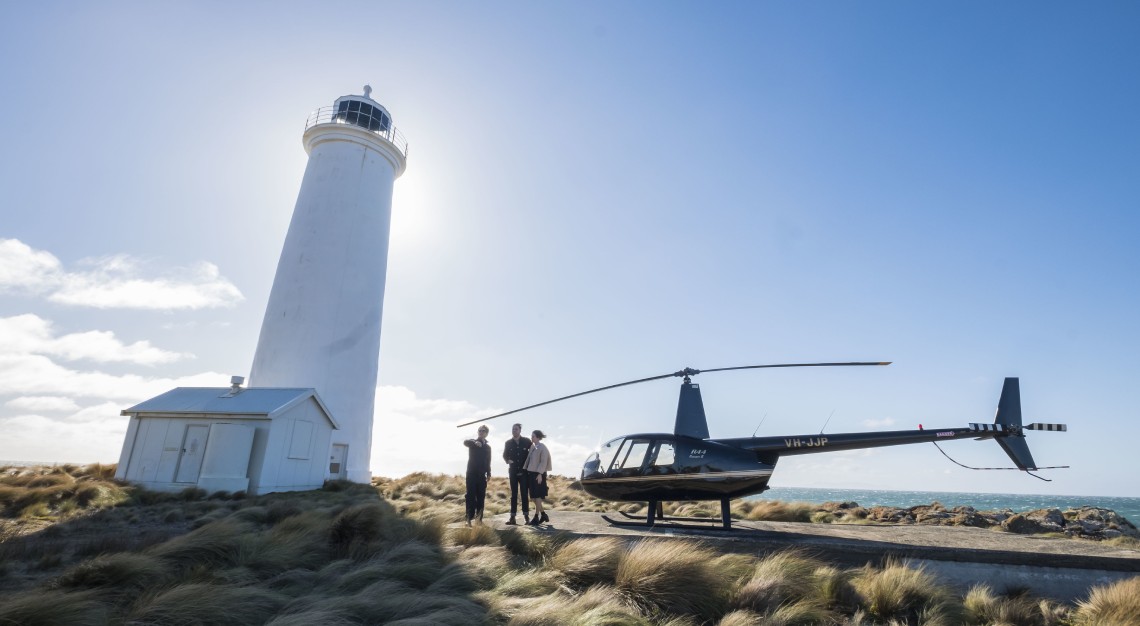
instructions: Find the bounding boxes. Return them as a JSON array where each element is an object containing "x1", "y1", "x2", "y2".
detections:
[{"x1": 754, "y1": 486, "x2": 1140, "y2": 524}]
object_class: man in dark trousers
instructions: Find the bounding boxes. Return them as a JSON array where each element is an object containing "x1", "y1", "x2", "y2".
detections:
[
  {"x1": 464, "y1": 425, "x2": 492, "y2": 526},
  {"x1": 502, "y1": 422, "x2": 532, "y2": 525}
]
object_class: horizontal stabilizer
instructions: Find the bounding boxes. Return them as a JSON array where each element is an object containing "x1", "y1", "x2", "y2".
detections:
[{"x1": 1025, "y1": 423, "x2": 1067, "y2": 432}]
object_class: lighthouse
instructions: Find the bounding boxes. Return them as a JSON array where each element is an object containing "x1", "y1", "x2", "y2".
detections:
[{"x1": 249, "y1": 86, "x2": 407, "y2": 483}]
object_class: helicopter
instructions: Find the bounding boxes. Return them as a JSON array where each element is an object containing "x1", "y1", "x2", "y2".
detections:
[{"x1": 458, "y1": 362, "x2": 1068, "y2": 529}]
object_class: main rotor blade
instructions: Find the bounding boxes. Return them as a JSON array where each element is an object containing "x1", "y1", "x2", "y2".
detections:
[
  {"x1": 456, "y1": 371, "x2": 680, "y2": 428},
  {"x1": 698, "y1": 362, "x2": 892, "y2": 374},
  {"x1": 456, "y1": 361, "x2": 891, "y2": 428}
]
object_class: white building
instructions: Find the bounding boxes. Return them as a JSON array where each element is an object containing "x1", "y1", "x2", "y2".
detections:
[
  {"x1": 115, "y1": 383, "x2": 339, "y2": 495},
  {"x1": 248, "y1": 86, "x2": 408, "y2": 484}
]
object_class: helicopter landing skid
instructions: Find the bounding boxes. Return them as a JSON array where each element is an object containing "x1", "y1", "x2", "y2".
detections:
[
  {"x1": 617, "y1": 510, "x2": 727, "y2": 524},
  {"x1": 602, "y1": 499, "x2": 734, "y2": 530},
  {"x1": 602, "y1": 513, "x2": 733, "y2": 530}
]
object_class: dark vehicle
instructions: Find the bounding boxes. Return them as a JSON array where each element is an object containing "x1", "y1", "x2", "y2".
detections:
[{"x1": 462, "y1": 363, "x2": 1067, "y2": 529}]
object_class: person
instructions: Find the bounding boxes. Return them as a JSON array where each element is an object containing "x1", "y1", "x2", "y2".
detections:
[
  {"x1": 502, "y1": 422, "x2": 532, "y2": 525},
  {"x1": 463, "y1": 425, "x2": 492, "y2": 526},
  {"x1": 523, "y1": 429, "x2": 552, "y2": 526}
]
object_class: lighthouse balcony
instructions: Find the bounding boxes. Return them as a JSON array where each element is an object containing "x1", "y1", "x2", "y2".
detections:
[{"x1": 305, "y1": 104, "x2": 408, "y2": 157}]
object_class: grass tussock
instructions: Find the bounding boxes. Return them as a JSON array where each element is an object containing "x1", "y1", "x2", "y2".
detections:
[
  {"x1": 964, "y1": 584, "x2": 1067, "y2": 626},
  {"x1": 851, "y1": 559, "x2": 964, "y2": 624},
  {"x1": 127, "y1": 583, "x2": 288, "y2": 625},
  {"x1": 1072, "y1": 575, "x2": 1140, "y2": 625},
  {"x1": 616, "y1": 540, "x2": 734, "y2": 621},
  {"x1": 0, "y1": 589, "x2": 109, "y2": 626},
  {"x1": 739, "y1": 500, "x2": 816, "y2": 523},
  {"x1": 549, "y1": 536, "x2": 624, "y2": 588}
]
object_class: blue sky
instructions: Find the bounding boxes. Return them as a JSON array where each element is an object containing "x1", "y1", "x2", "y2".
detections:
[{"x1": 1, "y1": 2, "x2": 1137, "y2": 497}]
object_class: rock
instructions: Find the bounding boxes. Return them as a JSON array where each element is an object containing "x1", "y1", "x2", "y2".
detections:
[
  {"x1": 1079, "y1": 519, "x2": 1105, "y2": 534},
  {"x1": 1003, "y1": 513, "x2": 1044, "y2": 534},
  {"x1": 1103, "y1": 529, "x2": 1123, "y2": 539}
]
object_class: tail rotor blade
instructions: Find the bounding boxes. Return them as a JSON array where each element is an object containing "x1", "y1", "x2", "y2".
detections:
[{"x1": 1025, "y1": 423, "x2": 1068, "y2": 432}]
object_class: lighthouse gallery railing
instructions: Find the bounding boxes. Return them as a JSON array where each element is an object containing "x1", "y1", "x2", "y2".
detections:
[{"x1": 304, "y1": 106, "x2": 409, "y2": 158}]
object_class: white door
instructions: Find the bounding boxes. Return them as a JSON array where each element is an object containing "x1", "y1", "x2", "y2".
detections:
[
  {"x1": 174, "y1": 424, "x2": 209, "y2": 483},
  {"x1": 329, "y1": 444, "x2": 347, "y2": 479}
]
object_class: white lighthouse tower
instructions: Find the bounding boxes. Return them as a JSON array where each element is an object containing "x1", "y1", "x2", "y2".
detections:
[{"x1": 249, "y1": 86, "x2": 407, "y2": 484}]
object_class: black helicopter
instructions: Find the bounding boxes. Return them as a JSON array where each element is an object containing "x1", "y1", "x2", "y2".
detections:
[{"x1": 459, "y1": 362, "x2": 1068, "y2": 529}]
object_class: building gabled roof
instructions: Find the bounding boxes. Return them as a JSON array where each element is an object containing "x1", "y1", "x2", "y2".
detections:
[{"x1": 121, "y1": 387, "x2": 339, "y2": 429}]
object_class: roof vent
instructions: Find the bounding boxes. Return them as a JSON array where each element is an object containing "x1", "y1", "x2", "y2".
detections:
[{"x1": 221, "y1": 375, "x2": 245, "y2": 398}]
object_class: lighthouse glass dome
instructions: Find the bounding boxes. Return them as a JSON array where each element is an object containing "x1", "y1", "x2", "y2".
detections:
[{"x1": 335, "y1": 98, "x2": 390, "y2": 133}]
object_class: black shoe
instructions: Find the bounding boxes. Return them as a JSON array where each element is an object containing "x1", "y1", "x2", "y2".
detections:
[
  {"x1": 527, "y1": 516, "x2": 540, "y2": 526},
  {"x1": 505, "y1": 518, "x2": 518, "y2": 525},
  {"x1": 541, "y1": 512, "x2": 550, "y2": 523}
]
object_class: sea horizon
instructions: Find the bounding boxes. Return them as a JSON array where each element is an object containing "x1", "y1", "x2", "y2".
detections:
[{"x1": 756, "y1": 485, "x2": 1140, "y2": 524}]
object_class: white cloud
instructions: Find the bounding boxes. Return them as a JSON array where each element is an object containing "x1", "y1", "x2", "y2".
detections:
[
  {"x1": 862, "y1": 417, "x2": 896, "y2": 428},
  {"x1": 5, "y1": 396, "x2": 81, "y2": 412},
  {"x1": 0, "y1": 238, "x2": 61, "y2": 292},
  {"x1": 0, "y1": 314, "x2": 190, "y2": 365},
  {"x1": 0, "y1": 239, "x2": 243, "y2": 310},
  {"x1": 0, "y1": 352, "x2": 226, "y2": 401},
  {"x1": 371, "y1": 385, "x2": 592, "y2": 479},
  {"x1": 0, "y1": 404, "x2": 129, "y2": 464}
]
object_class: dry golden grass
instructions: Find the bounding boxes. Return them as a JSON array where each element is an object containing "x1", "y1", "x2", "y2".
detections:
[
  {"x1": 549, "y1": 536, "x2": 624, "y2": 588},
  {"x1": 1072, "y1": 575, "x2": 1140, "y2": 625},
  {"x1": 1, "y1": 465, "x2": 1132, "y2": 625},
  {"x1": 738, "y1": 499, "x2": 816, "y2": 522},
  {"x1": 615, "y1": 540, "x2": 735, "y2": 621},
  {"x1": 851, "y1": 559, "x2": 964, "y2": 625},
  {"x1": 0, "y1": 464, "x2": 130, "y2": 519}
]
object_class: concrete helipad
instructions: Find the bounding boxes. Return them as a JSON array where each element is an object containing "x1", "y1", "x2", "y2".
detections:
[{"x1": 477, "y1": 511, "x2": 1140, "y2": 602}]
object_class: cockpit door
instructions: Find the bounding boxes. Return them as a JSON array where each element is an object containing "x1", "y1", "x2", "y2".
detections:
[{"x1": 607, "y1": 438, "x2": 651, "y2": 477}]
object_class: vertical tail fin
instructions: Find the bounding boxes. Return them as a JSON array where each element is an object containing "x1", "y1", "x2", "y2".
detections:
[
  {"x1": 993, "y1": 377, "x2": 1038, "y2": 470},
  {"x1": 674, "y1": 380, "x2": 710, "y2": 439}
]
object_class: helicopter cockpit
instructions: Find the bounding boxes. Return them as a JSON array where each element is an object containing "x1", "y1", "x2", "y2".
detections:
[{"x1": 581, "y1": 436, "x2": 679, "y2": 480}]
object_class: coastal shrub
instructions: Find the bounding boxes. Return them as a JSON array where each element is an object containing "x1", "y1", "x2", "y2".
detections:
[
  {"x1": 1072, "y1": 575, "x2": 1140, "y2": 625},
  {"x1": 549, "y1": 536, "x2": 624, "y2": 588},
  {"x1": 851, "y1": 560, "x2": 964, "y2": 624},
  {"x1": 615, "y1": 540, "x2": 733, "y2": 621},
  {"x1": 0, "y1": 589, "x2": 109, "y2": 626}
]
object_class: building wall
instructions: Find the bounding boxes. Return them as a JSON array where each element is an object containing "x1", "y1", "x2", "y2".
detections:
[
  {"x1": 115, "y1": 402, "x2": 333, "y2": 495},
  {"x1": 253, "y1": 398, "x2": 335, "y2": 494}
]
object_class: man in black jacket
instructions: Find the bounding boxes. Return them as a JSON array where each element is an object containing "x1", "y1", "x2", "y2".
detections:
[
  {"x1": 464, "y1": 425, "x2": 492, "y2": 526},
  {"x1": 502, "y1": 423, "x2": 532, "y2": 525}
]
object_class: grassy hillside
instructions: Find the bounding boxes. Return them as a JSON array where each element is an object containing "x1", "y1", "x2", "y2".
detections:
[{"x1": 2, "y1": 465, "x2": 1138, "y2": 625}]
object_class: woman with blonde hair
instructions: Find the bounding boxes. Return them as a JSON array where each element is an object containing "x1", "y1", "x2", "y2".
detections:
[{"x1": 523, "y1": 430, "x2": 552, "y2": 525}]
